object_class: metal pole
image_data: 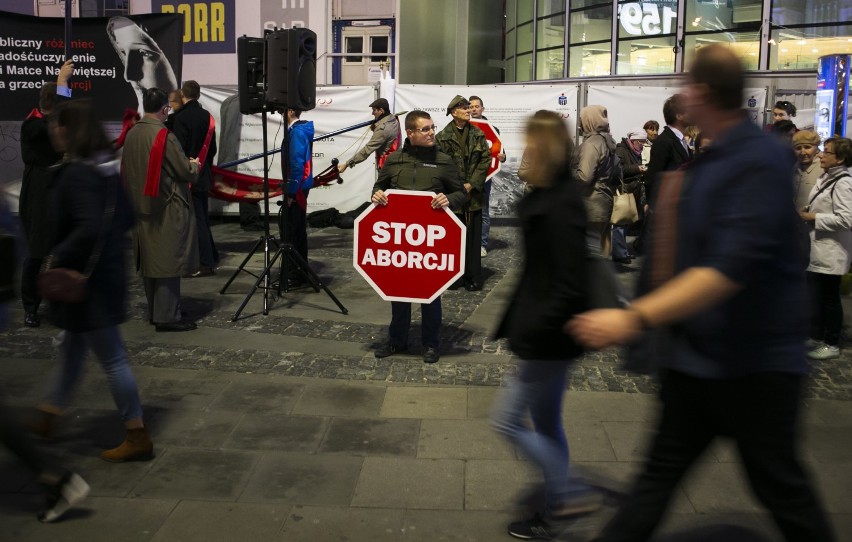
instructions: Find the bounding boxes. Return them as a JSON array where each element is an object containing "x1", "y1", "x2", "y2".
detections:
[{"x1": 64, "y1": 0, "x2": 72, "y2": 62}]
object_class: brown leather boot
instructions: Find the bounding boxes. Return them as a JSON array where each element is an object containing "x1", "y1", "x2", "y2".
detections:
[
  {"x1": 27, "y1": 408, "x2": 60, "y2": 439},
  {"x1": 100, "y1": 427, "x2": 154, "y2": 463}
]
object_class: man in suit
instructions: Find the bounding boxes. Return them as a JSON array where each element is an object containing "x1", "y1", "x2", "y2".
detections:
[
  {"x1": 646, "y1": 94, "x2": 691, "y2": 203},
  {"x1": 173, "y1": 80, "x2": 219, "y2": 277}
]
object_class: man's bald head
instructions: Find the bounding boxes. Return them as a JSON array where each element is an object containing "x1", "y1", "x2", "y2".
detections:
[{"x1": 687, "y1": 44, "x2": 744, "y2": 111}]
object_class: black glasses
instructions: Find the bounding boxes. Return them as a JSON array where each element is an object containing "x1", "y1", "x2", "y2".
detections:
[{"x1": 412, "y1": 125, "x2": 436, "y2": 134}]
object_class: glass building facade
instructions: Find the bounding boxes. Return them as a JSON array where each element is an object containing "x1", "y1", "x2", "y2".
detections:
[{"x1": 504, "y1": 0, "x2": 852, "y2": 80}]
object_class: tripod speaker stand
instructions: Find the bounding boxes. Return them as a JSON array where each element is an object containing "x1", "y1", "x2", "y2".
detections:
[{"x1": 220, "y1": 31, "x2": 347, "y2": 321}]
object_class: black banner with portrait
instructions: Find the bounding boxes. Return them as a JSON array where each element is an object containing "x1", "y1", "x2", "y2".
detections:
[{"x1": 0, "y1": 11, "x2": 183, "y2": 121}]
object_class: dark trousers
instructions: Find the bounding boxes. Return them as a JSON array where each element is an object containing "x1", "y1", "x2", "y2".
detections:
[
  {"x1": 464, "y1": 209, "x2": 482, "y2": 284},
  {"x1": 192, "y1": 191, "x2": 219, "y2": 269},
  {"x1": 239, "y1": 201, "x2": 263, "y2": 227},
  {"x1": 0, "y1": 390, "x2": 46, "y2": 474},
  {"x1": 389, "y1": 298, "x2": 441, "y2": 349},
  {"x1": 285, "y1": 201, "x2": 308, "y2": 261},
  {"x1": 21, "y1": 257, "x2": 42, "y2": 314},
  {"x1": 807, "y1": 271, "x2": 843, "y2": 347},
  {"x1": 595, "y1": 370, "x2": 834, "y2": 542}
]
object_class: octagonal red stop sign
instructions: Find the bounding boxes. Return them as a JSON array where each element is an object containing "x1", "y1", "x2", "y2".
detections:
[
  {"x1": 353, "y1": 190, "x2": 466, "y2": 303},
  {"x1": 470, "y1": 118, "x2": 503, "y2": 180}
]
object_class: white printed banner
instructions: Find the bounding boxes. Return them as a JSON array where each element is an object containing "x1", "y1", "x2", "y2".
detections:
[
  {"x1": 587, "y1": 85, "x2": 768, "y2": 141},
  {"x1": 201, "y1": 85, "x2": 379, "y2": 214},
  {"x1": 394, "y1": 84, "x2": 579, "y2": 218}
]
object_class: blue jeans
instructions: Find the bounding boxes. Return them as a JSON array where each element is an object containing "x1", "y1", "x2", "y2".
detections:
[
  {"x1": 491, "y1": 359, "x2": 588, "y2": 511},
  {"x1": 611, "y1": 225, "x2": 630, "y2": 259},
  {"x1": 49, "y1": 326, "x2": 143, "y2": 422},
  {"x1": 481, "y1": 180, "x2": 492, "y2": 248},
  {"x1": 389, "y1": 298, "x2": 441, "y2": 348}
]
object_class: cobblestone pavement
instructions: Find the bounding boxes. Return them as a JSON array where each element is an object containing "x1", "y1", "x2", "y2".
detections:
[{"x1": 4, "y1": 221, "x2": 850, "y2": 400}]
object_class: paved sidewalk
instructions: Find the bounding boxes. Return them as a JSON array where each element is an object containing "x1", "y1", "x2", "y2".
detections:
[{"x1": 1, "y1": 222, "x2": 850, "y2": 541}]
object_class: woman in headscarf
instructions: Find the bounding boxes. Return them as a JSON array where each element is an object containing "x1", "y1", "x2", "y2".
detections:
[{"x1": 575, "y1": 105, "x2": 621, "y2": 256}]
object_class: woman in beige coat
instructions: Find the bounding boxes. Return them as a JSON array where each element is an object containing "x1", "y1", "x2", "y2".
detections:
[{"x1": 574, "y1": 105, "x2": 621, "y2": 256}]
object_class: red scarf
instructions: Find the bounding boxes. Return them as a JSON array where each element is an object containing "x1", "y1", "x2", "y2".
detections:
[
  {"x1": 143, "y1": 129, "x2": 169, "y2": 197},
  {"x1": 195, "y1": 114, "x2": 216, "y2": 169},
  {"x1": 114, "y1": 108, "x2": 141, "y2": 149},
  {"x1": 25, "y1": 108, "x2": 44, "y2": 120}
]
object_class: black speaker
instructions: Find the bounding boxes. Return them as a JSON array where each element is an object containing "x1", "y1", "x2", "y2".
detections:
[
  {"x1": 265, "y1": 28, "x2": 317, "y2": 111},
  {"x1": 237, "y1": 36, "x2": 266, "y2": 114}
]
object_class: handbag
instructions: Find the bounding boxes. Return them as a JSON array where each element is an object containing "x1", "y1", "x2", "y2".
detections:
[
  {"x1": 611, "y1": 182, "x2": 639, "y2": 225},
  {"x1": 38, "y1": 172, "x2": 117, "y2": 304}
]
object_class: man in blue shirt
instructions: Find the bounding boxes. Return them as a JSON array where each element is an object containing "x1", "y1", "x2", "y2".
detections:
[{"x1": 569, "y1": 44, "x2": 834, "y2": 542}]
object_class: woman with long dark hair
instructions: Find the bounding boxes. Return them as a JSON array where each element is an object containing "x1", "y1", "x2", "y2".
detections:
[
  {"x1": 33, "y1": 99, "x2": 154, "y2": 462},
  {"x1": 492, "y1": 110, "x2": 600, "y2": 539}
]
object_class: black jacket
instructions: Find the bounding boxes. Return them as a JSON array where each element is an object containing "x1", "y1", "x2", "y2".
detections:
[
  {"x1": 19, "y1": 114, "x2": 62, "y2": 257},
  {"x1": 646, "y1": 126, "x2": 690, "y2": 203},
  {"x1": 173, "y1": 99, "x2": 217, "y2": 193},
  {"x1": 47, "y1": 158, "x2": 135, "y2": 332},
  {"x1": 495, "y1": 167, "x2": 588, "y2": 360},
  {"x1": 374, "y1": 140, "x2": 466, "y2": 211}
]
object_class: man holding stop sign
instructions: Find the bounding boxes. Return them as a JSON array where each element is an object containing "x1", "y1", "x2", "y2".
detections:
[{"x1": 370, "y1": 111, "x2": 466, "y2": 363}]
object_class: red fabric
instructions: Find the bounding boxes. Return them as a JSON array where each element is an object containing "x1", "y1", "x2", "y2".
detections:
[
  {"x1": 114, "y1": 108, "x2": 141, "y2": 149},
  {"x1": 195, "y1": 114, "x2": 216, "y2": 169},
  {"x1": 376, "y1": 118, "x2": 401, "y2": 170},
  {"x1": 294, "y1": 160, "x2": 311, "y2": 211},
  {"x1": 208, "y1": 165, "x2": 284, "y2": 203},
  {"x1": 25, "y1": 108, "x2": 44, "y2": 120},
  {"x1": 144, "y1": 129, "x2": 169, "y2": 198}
]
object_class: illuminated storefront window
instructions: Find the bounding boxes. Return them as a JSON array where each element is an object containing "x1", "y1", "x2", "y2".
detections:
[
  {"x1": 769, "y1": 1, "x2": 852, "y2": 71},
  {"x1": 569, "y1": 3, "x2": 612, "y2": 77},
  {"x1": 501, "y1": 0, "x2": 852, "y2": 82}
]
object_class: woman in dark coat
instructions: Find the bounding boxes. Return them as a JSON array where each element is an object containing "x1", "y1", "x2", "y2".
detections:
[
  {"x1": 33, "y1": 99, "x2": 154, "y2": 463},
  {"x1": 19, "y1": 83, "x2": 62, "y2": 327},
  {"x1": 491, "y1": 110, "x2": 600, "y2": 539}
]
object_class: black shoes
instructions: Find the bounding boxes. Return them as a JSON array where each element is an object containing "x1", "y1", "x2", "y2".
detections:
[
  {"x1": 612, "y1": 257, "x2": 633, "y2": 265},
  {"x1": 24, "y1": 312, "x2": 41, "y2": 327},
  {"x1": 423, "y1": 346, "x2": 440, "y2": 364},
  {"x1": 507, "y1": 493, "x2": 604, "y2": 540},
  {"x1": 184, "y1": 267, "x2": 215, "y2": 278},
  {"x1": 448, "y1": 278, "x2": 483, "y2": 291},
  {"x1": 241, "y1": 222, "x2": 266, "y2": 232},
  {"x1": 155, "y1": 320, "x2": 197, "y2": 332},
  {"x1": 375, "y1": 343, "x2": 407, "y2": 358},
  {"x1": 375, "y1": 343, "x2": 439, "y2": 363},
  {"x1": 464, "y1": 278, "x2": 483, "y2": 291}
]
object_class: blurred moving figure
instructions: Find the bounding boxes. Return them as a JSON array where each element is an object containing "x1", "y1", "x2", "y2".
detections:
[
  {"x1": 37, "y1": 99, "x2": 154, "y2": 463},
  {"x1": 568, "y1": 44, "x2": 835, "y2": 542},
  {"x1": 1, "y1": 194, "x2": 90, "y2": 522},
  {"x1": 492, "y1": 110, "x2": 600, "y2": 540}
]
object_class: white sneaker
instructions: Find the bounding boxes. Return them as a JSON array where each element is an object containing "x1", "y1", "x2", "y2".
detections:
[
  {"x1": 805, "y1": 338, "x2": 822, "y2": 350},
  {"x1": 38, "y1": 472, "x2": 90, "y2": 523},
  {"x1": 480, "y1": 247, "x2": 487, "y2": 257},
  {"x1": 807, "y1": 344, "x2": 840, "y2": 360}
]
